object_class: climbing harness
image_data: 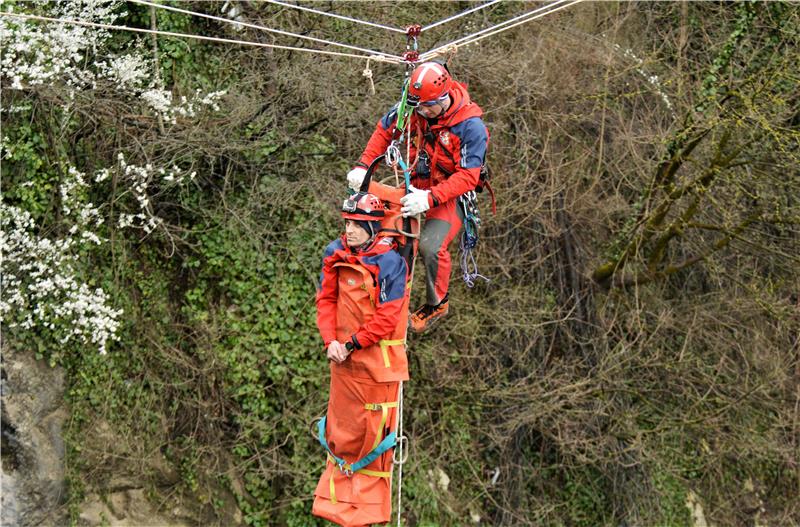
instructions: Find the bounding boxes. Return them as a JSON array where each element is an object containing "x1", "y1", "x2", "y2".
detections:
[{"x1": 458, "y1": 190, "x2": 490, "y2": 287}]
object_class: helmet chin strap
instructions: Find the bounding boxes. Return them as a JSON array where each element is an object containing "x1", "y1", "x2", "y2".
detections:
[{"x1": 352, "y1": 222, "x2": 378, "y2": 253}]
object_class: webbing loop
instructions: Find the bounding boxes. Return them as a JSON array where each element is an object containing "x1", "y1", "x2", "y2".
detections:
[
  {"x1": 378, "y1": 339, "x2": 405, "y2": 367},
  {"x1": 458, "y1": 192, "x2": 490, "y2": 287},
  {"x1": 317, "y1": 416, "x2": 398, "y2": 474}
]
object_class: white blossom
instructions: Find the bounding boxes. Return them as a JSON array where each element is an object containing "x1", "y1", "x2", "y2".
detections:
[
  {"x1": 0, "y1": 204, "x2": 122, "y2": 355},
  {"x1": 1, "y1": 0, "x2": 216, "y2": 358},
  {"x1": 613, "y1": 42, "x2": 675, "y2": 115}
]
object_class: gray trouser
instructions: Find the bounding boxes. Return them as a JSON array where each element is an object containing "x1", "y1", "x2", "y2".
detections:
[{"x1": 417, "y1": 199, "x2": 464, "y2": 306}]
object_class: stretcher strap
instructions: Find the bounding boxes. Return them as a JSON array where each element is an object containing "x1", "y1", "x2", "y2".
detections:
[
  {"x1": 365, "y1": 401, "x2": 398, "y2": 450},
  {"x1": 378, "y1": 339, "x2": 405, "y2": 367},
  {"x1": 326, "y1": 454, "x2": 392, "y2": 504},
  {"x1": 318, "y1": 416, "x2": 398, "y2": 474}
]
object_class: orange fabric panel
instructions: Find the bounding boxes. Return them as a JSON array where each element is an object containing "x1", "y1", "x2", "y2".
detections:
[
  {"x1": 332, "y1": 262, "x2": 409, "y2": 383},
  {"x1": 313, "y1": 368, "x2": 399, "y2": 526},
  {"x1": 368, "y1": 181, "x2": 417, "y2": 246}
]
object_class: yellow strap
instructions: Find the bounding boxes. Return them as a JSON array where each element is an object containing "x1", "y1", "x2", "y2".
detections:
[
  {"x1": 357, "y1": 468, "x2": 392, "y2": 478},
  {"x1": 378, "y1": 339, "x2": 405, "y2": 367},
  {"x1": 364, "y1": 401, "x2": 399, "y2": 450},
  {"x1": 329, "y1": 469, "x2": 337, "y2": 504},
  {"x1": 326, "y1": 454, "x2": 391, "y2": 490},
  {"x1": 364, "y1": 402, "x2": 398, "y2": 411},
  {"x1": 374, "y1": 405, "x2": 389, "y2": 451}
]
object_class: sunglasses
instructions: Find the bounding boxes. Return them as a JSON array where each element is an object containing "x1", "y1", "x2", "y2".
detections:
[{"x1": 407, "y1": 94, "x2": 447, "y2": 108}]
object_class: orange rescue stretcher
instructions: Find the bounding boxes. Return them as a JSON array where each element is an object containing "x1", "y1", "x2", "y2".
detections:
[{"x1": 313, "y1": 164, "x2": 419, "y2": 527}]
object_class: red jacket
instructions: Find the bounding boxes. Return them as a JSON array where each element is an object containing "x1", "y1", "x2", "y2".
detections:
[
  {"x1": 316, "y1": 235, "x2": 410, "y2": 382},
  {"x1": 358, "y1": 81, "x2": 488, "y2": 207}
]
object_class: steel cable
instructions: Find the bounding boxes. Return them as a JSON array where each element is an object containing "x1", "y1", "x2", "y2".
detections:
[
  {"x1": 421, "y1": 0, "x2": 581, "y2": 61},
  {"x1": 130, "y1": 0, "x2": 402, "y2": 61},
  {"x1": 0, "y1": 11, "x2": 401, "y2": 63},
  {"x1": 263, "y1": 0, "x2": 405, "y2": 34},
  {"x1": 421, "y1": 0, "x2": 503, "y2": 33}
]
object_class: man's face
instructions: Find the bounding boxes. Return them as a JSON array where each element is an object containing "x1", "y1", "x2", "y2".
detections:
[
  {"x1": 415, "y1": 94, "x2": 451, "y2": 120},
  {"x1": 416, "y1": 102, "x2": 445, "y2": 119},
  {"x1": 345, "y1": 219, "x2": 370, "y2": 247}
]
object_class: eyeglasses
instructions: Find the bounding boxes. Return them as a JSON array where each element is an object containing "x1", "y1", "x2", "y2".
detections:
[{"x1": 407, "y1": 94, "x2": 446, "y2": 108}]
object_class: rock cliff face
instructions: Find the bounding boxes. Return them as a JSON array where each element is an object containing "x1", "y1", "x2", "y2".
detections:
[
  {"x1": 1, "y1": 345, "x2": 68, "y2": 527},
  {"x1": 1, "y1": 346, "x2": 201, "y2": 526}
]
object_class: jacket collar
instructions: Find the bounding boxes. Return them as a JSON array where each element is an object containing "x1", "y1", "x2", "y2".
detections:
[
  {"x1": 421, "y1": 81, "x2": 482, "y2": 129},
  {"x1": 338, "y1": 234, "x2": 394, "y2": 258}
]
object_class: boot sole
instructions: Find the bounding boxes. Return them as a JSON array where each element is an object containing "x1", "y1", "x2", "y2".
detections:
[{"x1": 408, "y1": 309, "x2": 449, "y2": 333}]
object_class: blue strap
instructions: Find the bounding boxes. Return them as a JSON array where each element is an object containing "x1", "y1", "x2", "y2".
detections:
[
  {"x1": 317, "y1": 415, "x2": 398, "y2": 474},
  {"x1": 397, "y1": 157, "x2": 412, "y2": 192},
  {"x1": 351, "y1": 432, "x2": 397, "y2": 472},
  {"x1": 318, "y1": 417, "x2": 347, "y2": 468}
]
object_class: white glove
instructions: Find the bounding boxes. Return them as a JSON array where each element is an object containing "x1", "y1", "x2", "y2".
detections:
[
  {"x1": 347, "y1": 167, "x2": 367, "y2": 191},
  {"x1": 400, "y1": 186, "x2": 431, "y2": 217}
]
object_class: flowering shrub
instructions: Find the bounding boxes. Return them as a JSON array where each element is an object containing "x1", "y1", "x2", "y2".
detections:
[
  {"x1": 0, "y1": 1, "x2": 226, "y2": 120},
  {"x1": 0, "y1": 203, "x2": 121, "y2": 356},
  {"x1": 1, "y1": 131, "x2": 196, "y2": 354},
  {"x1": 0, "y1": 1, "x2": 119, "y2": 90},
  {"x1": 1, "y1": 0, "x2": 223, "y2": 355}
]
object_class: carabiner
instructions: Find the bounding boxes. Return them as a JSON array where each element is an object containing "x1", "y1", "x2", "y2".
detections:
[{"x1": 386, "y1": 142, "x2": 401, "y2": 167}]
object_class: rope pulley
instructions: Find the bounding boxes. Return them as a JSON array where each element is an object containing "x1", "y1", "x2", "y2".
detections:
[
  {"x1": 405, "y1": 24, "x2": 422, "y2": 39},
  {"x1": 403, "y1": 24, "x2": 421, "y2": 65}
]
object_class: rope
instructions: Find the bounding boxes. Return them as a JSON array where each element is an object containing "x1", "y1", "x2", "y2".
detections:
[
  {"x1": 363, "y1": 58, "x2": 376, "y2": 95},
  {"x1": 449, "y1": 0, "x2": 584, "y2": 51},
  {"x1": 0, "y1": 11, "x2": 401, "y2": 64},
  {"x1": 421, "y1": 0, "x2": 503, "y2": 33},
  {"x1": 394, "y1": 381, "x2": 405, "y2": 527},
  {"x1": 422, "y1": 0, "x2": 570, "y2": 59},
  {"x1": 420, "y1": 0, "x2": 583, "y2": 61},
  {"x1": 129, "y1": 0, "x2": 402, "y2": 61},
  {"x1": 263, "y1": 0, "x2": 405, "y2": 34}
]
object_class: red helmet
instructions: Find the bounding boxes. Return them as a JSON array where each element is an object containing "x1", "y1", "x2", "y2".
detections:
[
  {"x1": 341, "y1": 192, "x2": 385, "y2": 221},
  {"x1": 408, "y1": 62, "x2": 452, "y2": 105}
]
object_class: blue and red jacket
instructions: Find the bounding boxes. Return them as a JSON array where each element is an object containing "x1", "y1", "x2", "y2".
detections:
[
  {"x1": 358, "y1": 81, "x2": 488, "y2": 208},
  {"x1": 316, "y1": 235, "x2": 410, "y2": 382}
]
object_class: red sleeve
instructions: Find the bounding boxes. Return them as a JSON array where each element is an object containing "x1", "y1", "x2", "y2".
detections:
[
  {"x1": 354, "y1": 298, "x2": 404, "y2": 348},
  {"x1": 430, "y1": 166, "x2": 481, "y2": 205},
  {"x1": 358, "y1": 115, "x2": 396, "y2": 168},
  {"x1": 315, "y1": 249, "x2": 339, "y2": 346},
  {"x1": 430, "y1": 117, "x2": 487, "y2": 204}
]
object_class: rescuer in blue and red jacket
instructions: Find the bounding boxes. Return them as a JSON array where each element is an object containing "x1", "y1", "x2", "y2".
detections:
[{"x1": 347, "y1": 61, "x2": 489, "y2": 333}]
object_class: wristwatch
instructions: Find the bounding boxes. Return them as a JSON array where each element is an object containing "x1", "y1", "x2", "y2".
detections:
[{"x1": 345, "y1": 335, "x2": 361, "y2": 352}]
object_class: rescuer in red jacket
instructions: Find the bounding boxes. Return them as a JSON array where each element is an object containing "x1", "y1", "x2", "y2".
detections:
[
  {"x1": 313, "y1": 192, "x2": 410, "y2": 526},
  {"x1": 347, "y1": 62, "x2": 489, "y2": 333}
]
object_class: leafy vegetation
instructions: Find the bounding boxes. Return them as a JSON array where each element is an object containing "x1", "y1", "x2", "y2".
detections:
[{"x1": 1, "y1": 2, "x2": 798, "y2": 526}]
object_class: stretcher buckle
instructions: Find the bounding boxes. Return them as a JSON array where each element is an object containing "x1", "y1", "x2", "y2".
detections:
[{"x1": 338, "y1": 462, "x2": 354, "y2": 477}]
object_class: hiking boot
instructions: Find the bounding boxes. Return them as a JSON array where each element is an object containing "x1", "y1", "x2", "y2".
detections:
[{"x1": 409, "y1": 294, "x2": 449, "y2": 333}]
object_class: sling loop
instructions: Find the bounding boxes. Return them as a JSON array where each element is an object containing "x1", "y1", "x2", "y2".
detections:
[
  {"x1": 317, "y1": 416, "x2": 398, "y2": 475},
  {"x1": 458, "y1": 191, "x2": 490, "y2": 287}
]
